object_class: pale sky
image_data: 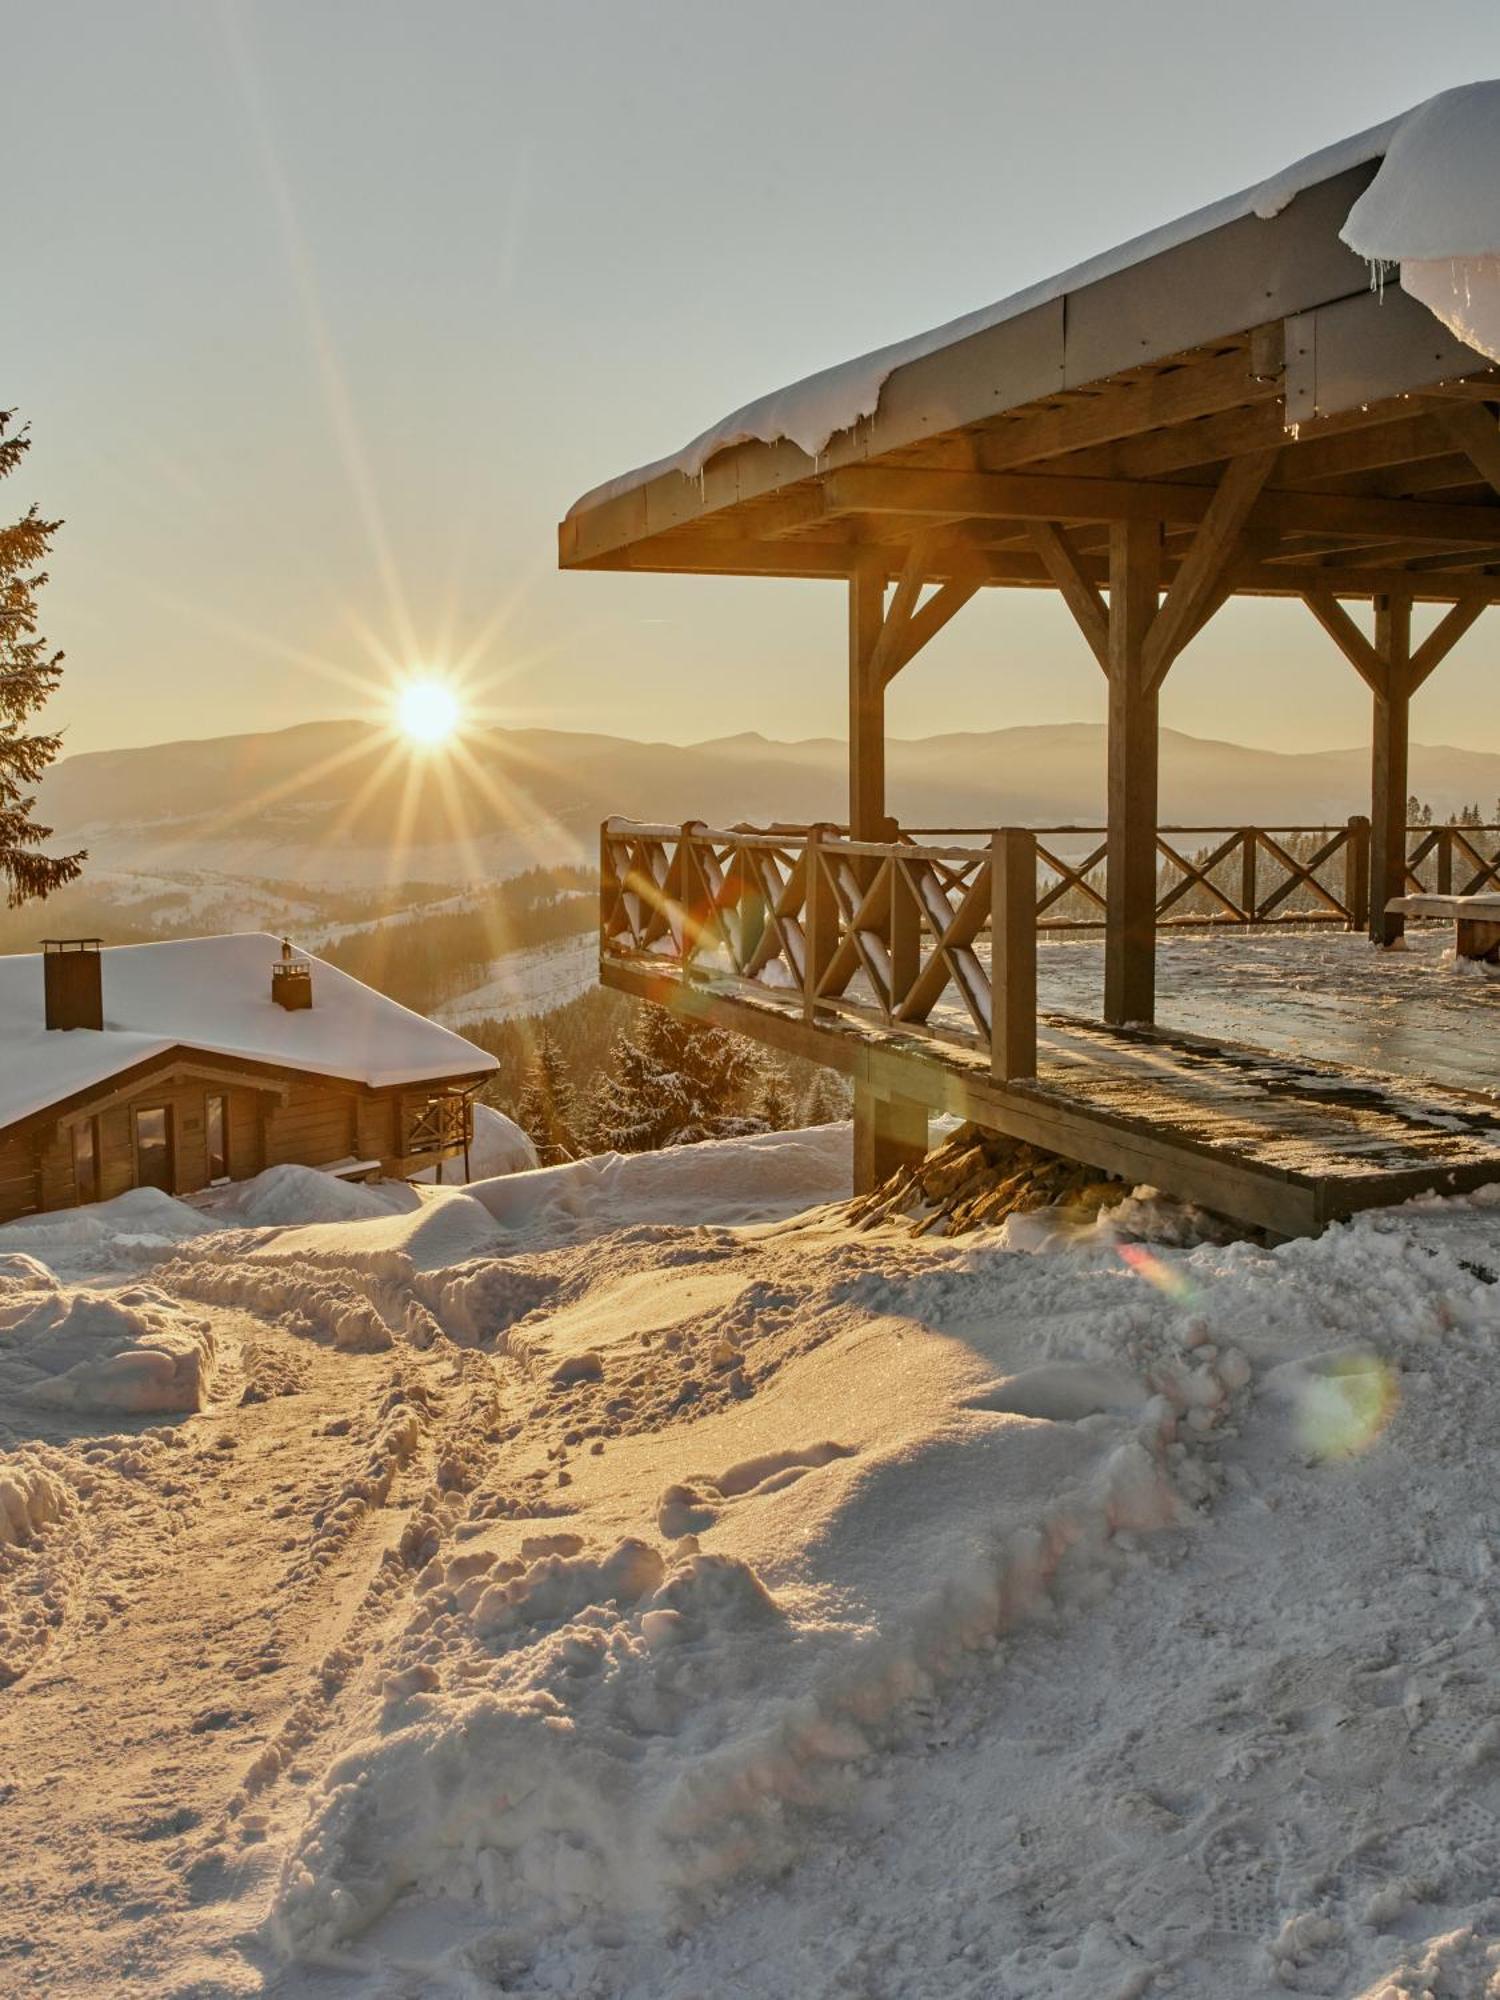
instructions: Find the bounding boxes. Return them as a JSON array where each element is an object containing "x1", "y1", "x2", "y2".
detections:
[{"x1": 10, "y1": 0, "x2": 1500, "y2": 758}]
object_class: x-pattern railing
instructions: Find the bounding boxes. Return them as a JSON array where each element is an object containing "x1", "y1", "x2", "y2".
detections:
[
  {"x1": 600, "y1": 819, "x2": 1039, "y2": 1078},
  {"x1": 403, "y1": 1093, "x2": 469, "y2": 1155},
  {"x1": 1406, "y1": 826, "x2": 1500, "y2": 897},
  {"x1": 600, "y1": 815, "x2": 1500, "y2": 1084}
]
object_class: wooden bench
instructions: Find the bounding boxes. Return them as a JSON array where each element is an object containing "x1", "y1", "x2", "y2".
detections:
[{"x1": 1387, "y1": 893, "x2": 1500, "y2": 961}]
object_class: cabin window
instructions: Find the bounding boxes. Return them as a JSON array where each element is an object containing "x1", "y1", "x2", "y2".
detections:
[
  {"x1": 133, "y1": 1106, "x2": 174, "y2": 1194},
  {"x1": 72, "y1": 1119, "x2": 99, "y2": 1206},
  {"x1": 205, "y1": 1093, "x2": 228, "y2": 1183}
]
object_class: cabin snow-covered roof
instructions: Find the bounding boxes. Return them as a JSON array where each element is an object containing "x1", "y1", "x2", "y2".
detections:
[
  {"x1": 0, "y1": 934, "x2": 496, "y2": 1133},
  {"x1": 562, "y1": 80, "x2": 1500, "y2": 575}
]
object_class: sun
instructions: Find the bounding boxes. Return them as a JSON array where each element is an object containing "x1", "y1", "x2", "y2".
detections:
[{"x1": 395, "y1": 677, "x2": 461, "y2": 745}]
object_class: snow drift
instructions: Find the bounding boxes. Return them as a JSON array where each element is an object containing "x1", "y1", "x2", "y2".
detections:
[{"x1": 0, "y1": 1274, "x2": 219, "y2": 1413}]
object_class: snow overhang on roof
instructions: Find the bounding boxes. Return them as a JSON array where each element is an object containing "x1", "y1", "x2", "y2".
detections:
[
  {"x1": 560, "y1": 81, "x2": 1500, "y2": 582},
  {"x1": 0, "y1": 934, "x2": 497, "y2": 1136}
]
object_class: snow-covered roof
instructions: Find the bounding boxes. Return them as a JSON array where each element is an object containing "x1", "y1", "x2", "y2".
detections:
[
  {"x1": 567, "y1": 81, "x2": 1500, "y2": 521},
  {"x1": 0, "y1": 934, "x2": 496, "y2": 1133}
]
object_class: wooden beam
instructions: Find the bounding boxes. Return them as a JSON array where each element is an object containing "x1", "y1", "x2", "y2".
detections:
[
  {"x1": 1030, "y1": 522, "x2": 1109, "y2": 671},
  {"x1": 990, "y1": 828, "x2": 1037, "y2": 1081},
  {"x1": 823, "y1": 462, "x2": 1500, "y2": 548},
  {"x1": 849, "y1": 562, "x2": 887, "y2": 840},
  {"x1": 1440, "y1": 403, "x2": 1500, "y2": 500},
  {"x1": 1105, "y1": 518, "x2": 1162, "y2": 1026},
  {"x1": 869, "y1": 531, "x2": 942, "y2": 684},
  {"x1": 1301, "y1": 590, "x2": 1386, "y2": 695},
  {"x1": 1142, "y1": 448, "x2": 1279, "y2": 689},
  {"x1": 827, "y1": 464, "x2": 1202, "y2": 528},
  {"x1": 1371, "y1": 592, "x2": 1413, "y2": 946},
  {"x1": 851, "y1": 1082, "x2": 928, "y2": 1193},
  {"x1": 1409, "y1": 593, "x2": 1487, "y2": 692}
]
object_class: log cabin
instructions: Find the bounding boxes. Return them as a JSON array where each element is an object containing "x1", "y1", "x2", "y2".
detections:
[{"x1": 0, "y1": 935, "x2": 497, "y2": 1221}]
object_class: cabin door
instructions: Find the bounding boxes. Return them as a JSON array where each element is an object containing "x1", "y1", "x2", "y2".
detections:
[{"x1": 133, "y1": 1106, "x2": 175, "y2": 1194}]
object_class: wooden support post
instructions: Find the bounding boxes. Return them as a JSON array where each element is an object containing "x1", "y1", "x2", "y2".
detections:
[
  {"x1": 1371, "y1": 592, "x2": 1412, "y2": 947},
  {"x1": 990, "y1": 828, "x2": 1037, "y2": 1080},
  {"x1": 849, "y1": 562, "x2": 887, "y2": 841},
  {"x1": 1105, "y1": 519, "x2": 1162, "y2": 1024},
  {"x1": 1239, "y1": 831, "x2": 1258, "y2": 922},
  {"x1": 803, "y1": 827, "x2": 836, "y2": 1020},
  {"x1": 1345, "y1": 815, "x2": 1370, "y2": 932},
  {"x1": 851, "y1": 1080, "x2": 928, "y2": 1195},
  {"x1": 1303, "y1": 589, "x2": 1483, "y2": 946}
]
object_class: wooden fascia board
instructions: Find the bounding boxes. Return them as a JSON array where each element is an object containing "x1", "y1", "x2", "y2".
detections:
[{"x1": 560, "y1": 164, "x2": 1382, "y2": 569}]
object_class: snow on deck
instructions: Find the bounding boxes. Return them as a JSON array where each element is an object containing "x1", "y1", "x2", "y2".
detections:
[{"x1": 0, "y1": 932, "x2": 495, "y2": 1131}]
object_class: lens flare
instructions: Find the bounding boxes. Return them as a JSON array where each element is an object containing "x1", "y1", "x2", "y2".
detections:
[
  {"x1": 1293, "y1": 1353, "x2": 1399, "y2": 1462},
  {"x1": 396, "y1": 679, "x2": 461, "y2": 745},
  {"x1": 1116, "y1": 1241, "x2": 1200, "y2": 1304}
]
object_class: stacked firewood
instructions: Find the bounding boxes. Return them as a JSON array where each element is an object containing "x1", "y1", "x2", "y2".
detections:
[{"x1": 846, "y1": 1122, "x2": 1129, "y2": 1237}]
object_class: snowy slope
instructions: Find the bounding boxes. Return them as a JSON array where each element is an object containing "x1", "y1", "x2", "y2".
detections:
[{"x1": 0, "y1": 1135, "x2": 1498, "y2": 1996}]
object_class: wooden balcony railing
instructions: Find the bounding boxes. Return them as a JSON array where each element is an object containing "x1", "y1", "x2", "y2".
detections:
[
  {"x1": 600, "y1": 817, "x2": 1500, "y2": 1080},
  {"x1": 600, "y1": 819, "x2": 1040, "y2": 1079}
]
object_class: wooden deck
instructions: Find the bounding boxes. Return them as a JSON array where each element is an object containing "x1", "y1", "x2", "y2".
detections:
[{"x1": 604, "y1": 953, "x2": 1500, "y2": 1238}]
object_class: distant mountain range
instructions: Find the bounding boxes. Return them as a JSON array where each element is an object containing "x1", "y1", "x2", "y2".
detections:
[{"x1": 38, "y1": 719, "x2": 1500, "y2": 891}]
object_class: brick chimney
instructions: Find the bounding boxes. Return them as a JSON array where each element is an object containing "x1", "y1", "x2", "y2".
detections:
[
  {"x1": 271, "y1": 938, "x2": 313, "y2": 1011},
  {"x1": 43, "y1": 938, "x2": 104, "y2": 1031}
]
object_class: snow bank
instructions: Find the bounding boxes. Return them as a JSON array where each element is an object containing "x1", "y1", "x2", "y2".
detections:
[
  {"x1": 0, "y1": 1277, "x2": 219, "y2": 1413},
  {"x1": 466, "y1": 1103, "x2": 538, "y2": 1180},
  {"x1": 1342, "y1": 80, "x2": 1500, "y2": 363},
  {"x1": 205, "y1": 1164, "x2": 419, "y2": 1230},
  {"x1": 467, "y1": 1123, "x2": 851, "y2": 1242},
  {"x1": 0, "y1": 1186, "x2": 215, "y2": 1277}
]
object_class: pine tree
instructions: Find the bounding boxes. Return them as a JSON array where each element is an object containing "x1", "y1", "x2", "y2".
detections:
[
  {"x1": 800, "y1": 1069, "x2": 848, "y2": 1127},
  {"x1": 515, "y1": 1027, "x2": 580, "y2": 1164},
  {"x1": 589, "y1": 1003, "x2": 761, "y2": 1152},
  {"x1": 758, "y1": 1066, "x2": 796, "y2": 1132},
  {"x1": 0, "y1": 414, "x2": 83, "y2": 905}
]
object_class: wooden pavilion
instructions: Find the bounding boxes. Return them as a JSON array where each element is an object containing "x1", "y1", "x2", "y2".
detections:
[{"x1": 560, "y1": 105, "x2": 1500, "y2": 1235}]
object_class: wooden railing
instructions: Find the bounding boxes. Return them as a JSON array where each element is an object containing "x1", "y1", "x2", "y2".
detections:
[
  {"x1": 906, "y1": 821, "x2": 1374, "y2": 929},
  {"x1": 600, "y1": 819, "x2": 1039, "y2": 1079},
  {"x1": 600, "y1": 817, "x2": 1500, "y2": 1081},
  {"x1": 1405, "y1": 824, "x2": 1500, "y2": 898}
]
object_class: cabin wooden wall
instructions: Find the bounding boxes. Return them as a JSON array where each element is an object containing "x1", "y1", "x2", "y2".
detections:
[
  {"x1": 262, "y1": 1077, "x2": 358, "y2": 1172},
  {"x1": 0, "y1": 1070, "x2": 470, "y2": 1225}
]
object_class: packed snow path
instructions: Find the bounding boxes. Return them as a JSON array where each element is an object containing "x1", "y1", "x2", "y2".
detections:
[{"x1": 0, "y1": 1141, "x2": 1498, "y2": 1995}]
